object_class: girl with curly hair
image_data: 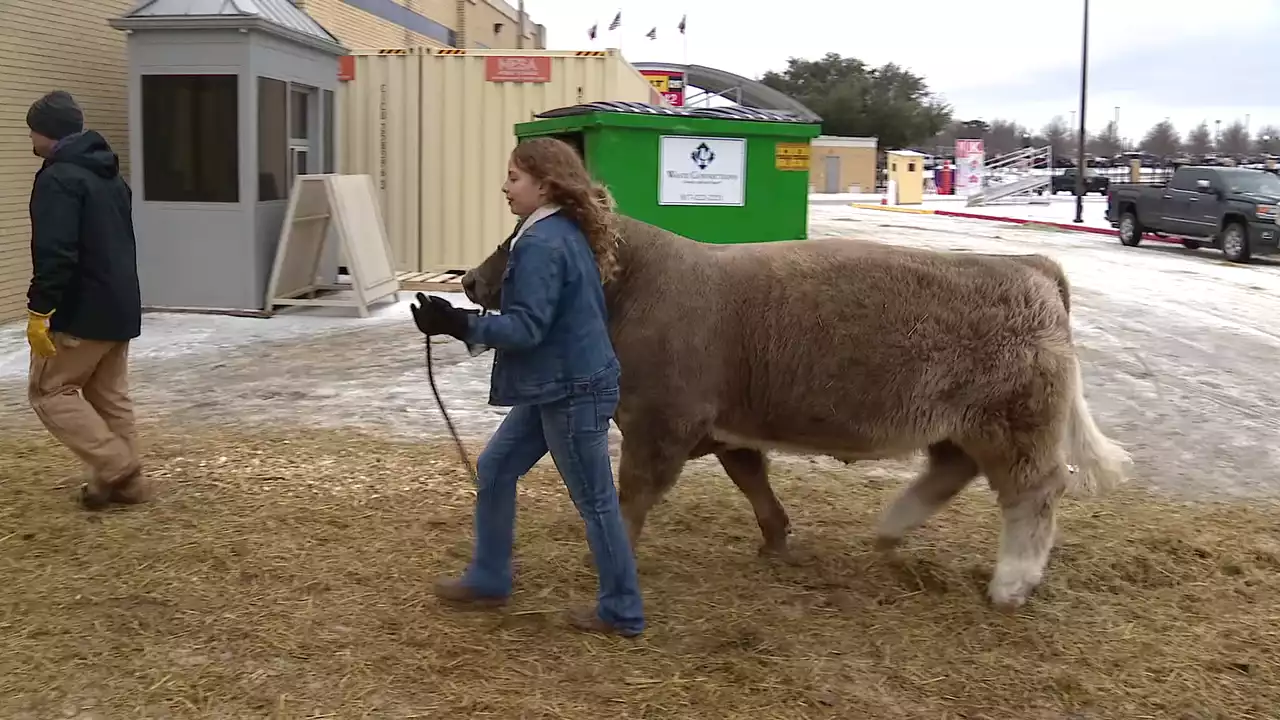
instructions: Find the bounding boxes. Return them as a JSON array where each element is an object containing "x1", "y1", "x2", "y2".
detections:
[{"x1": 410, "y1": 137, "x2": 644, "y2": 637}]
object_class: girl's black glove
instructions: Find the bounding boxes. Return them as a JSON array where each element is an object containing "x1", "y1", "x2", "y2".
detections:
[{"x1": 410, "y1": 292, "x2": 475, "y2": 341}]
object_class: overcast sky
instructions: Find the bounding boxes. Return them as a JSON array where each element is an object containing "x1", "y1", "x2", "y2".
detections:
[{"x1": 531, "y1": 0, "x2": 1280, "y2": 142}]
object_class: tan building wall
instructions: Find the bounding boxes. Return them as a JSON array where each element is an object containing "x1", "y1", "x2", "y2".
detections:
[
  {"x1": 300, "y1": 0, "x2": 447, "y2": 48},
  {"x1": 340, "y1": 49, "x2": 653, "y2": 271},
  {"x1": 809, "y1": 136, "x2": 878, "y2": 194},
  {"x1": 466, "y1": 0, "x2": 545, "y2": 50},
  {"x1": 301, "y1": 0, "x2": 546, "y2": 51},
  {"x1": 0, "y1": 0, "x2": 135, "y2": 324}
]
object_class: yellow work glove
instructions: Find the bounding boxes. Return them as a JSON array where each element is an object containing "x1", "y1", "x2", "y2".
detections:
[{"x1": 26, "y1": 310, "x2": 56, "y2": 358}]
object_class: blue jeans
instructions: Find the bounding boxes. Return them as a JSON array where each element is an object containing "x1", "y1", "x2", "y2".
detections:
[{"x1": 460, "y1": 387, "x2": 645, "y2": 635}]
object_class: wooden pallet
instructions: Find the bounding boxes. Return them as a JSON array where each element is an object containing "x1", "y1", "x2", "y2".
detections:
[{"x1": 396, "y1": 270, "x2": 468, "y2": 291}]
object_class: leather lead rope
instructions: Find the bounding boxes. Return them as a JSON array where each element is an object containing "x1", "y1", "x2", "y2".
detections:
[{"x1": 425, "y1": 338, "x2": 477, "y2": 484}]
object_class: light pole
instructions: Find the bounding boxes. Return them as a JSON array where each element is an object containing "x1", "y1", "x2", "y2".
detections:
[
  {"x1": 1113, "y1": 106, "x2": 1120, "y2": 152},
  {"x1": 516, "y1": 0, "x2": 525, "y2": 48},
  {"x1": 1073, "y1": 0, "x2": 1089, "y2": 223}
]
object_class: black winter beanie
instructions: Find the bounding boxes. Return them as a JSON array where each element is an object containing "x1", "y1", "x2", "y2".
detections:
[{"x1": 26, "y1": 91, "x2": 84, "y2": 141}]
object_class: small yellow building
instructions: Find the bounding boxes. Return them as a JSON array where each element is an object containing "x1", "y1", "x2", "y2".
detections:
[
  {"x1": 885, "y1": 149, "x2": 927, "y2": 205},
  {"x1": 808, "y1": 135, "x2": 878, "y2": 194}
]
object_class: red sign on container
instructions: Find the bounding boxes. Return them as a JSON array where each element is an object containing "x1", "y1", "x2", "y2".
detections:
[{"x1": 485, "y1": 56, "x2": 552, "y2": 83}]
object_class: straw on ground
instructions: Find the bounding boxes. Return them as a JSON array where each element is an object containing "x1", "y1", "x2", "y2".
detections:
[{"x1": 2, "y1": 425, "x2": 1278, "y2": 719}]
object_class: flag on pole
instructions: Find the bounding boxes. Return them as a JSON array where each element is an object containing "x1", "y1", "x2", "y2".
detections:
[
  {"x1": 608, "y1": 11, "x2": 621, "y2": 31},
  {"x1": 588, "y1": 23, "x2": 597, "y2": 40},
  {"x1": 678, "y1": 15, "x2": 686, "y2": 34},
  {"x1": 645, "y1": 27, "x2": 656, "y2": 40}
]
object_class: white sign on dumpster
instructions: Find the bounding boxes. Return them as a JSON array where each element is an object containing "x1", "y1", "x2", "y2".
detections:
[{"x1": 658, "y1": 135, "x2": 746, "y2": 206}]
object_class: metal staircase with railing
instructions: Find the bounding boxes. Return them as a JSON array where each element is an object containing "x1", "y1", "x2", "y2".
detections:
[{"x1": 964, "y1": 146, "x2": 1053, "y2": 207}]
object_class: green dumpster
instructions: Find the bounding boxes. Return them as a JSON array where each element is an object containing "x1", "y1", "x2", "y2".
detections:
[{"x1": 513, "y1": 101, "x2": 822, "y2": 244}]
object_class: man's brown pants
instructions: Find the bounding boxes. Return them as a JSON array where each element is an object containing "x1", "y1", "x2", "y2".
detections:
[{"x1": 28, "y1": 333, "x2": 139, "y2": 486}]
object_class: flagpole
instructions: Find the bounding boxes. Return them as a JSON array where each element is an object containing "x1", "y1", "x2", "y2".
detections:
[
  {"x1": 616, "y1": 11, "x2": 623, "y2": 56},
  {"x1": 682, "y1": 16, "x2": 688, "y2": 65},
  {"x1": 681, "y1": 16, "x2": 689, "y2": 107}
]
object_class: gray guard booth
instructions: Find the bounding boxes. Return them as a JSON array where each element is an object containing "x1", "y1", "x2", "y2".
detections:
[{"x1": 110, "y1": 0, "x2": 347, "y2": 314}]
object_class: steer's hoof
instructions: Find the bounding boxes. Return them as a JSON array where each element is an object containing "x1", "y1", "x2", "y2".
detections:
[
  {"x1": 987, "y1": 578, "x2": 1034, "y2": 613},
  {"x1": 873, "y1": 535, "x2": 903, "y2": 551},
  {"x1": 758, "y1": 542, "x2": 811, "y2": 566}
]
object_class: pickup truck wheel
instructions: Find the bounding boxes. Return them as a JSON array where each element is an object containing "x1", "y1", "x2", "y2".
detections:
[
  {"x1": 1118, "y1": 212, "x2": 1142, "y2": 246},
  {"x1": 1220, "y1": 222, "x2": 1251, "y2": 263}
]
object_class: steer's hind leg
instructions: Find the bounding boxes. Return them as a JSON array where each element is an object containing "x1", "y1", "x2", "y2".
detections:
[
  {"x1": 983, "y1": 446, "x2": 1069, "y2": 612},
  {"x1": 714, "y1": 447, "x2": 793, "y2": 559},
  {"x1": 875, "y1": 440, "x2": 979, "y2": 549}
]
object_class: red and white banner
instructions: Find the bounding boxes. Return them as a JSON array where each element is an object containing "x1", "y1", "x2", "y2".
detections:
[
  {"x1": 954, "y1": 139, "x2": 985, "y2": 194},
  {"x1": 639, "y1": 69, "x2": 685, "y2": 107}
]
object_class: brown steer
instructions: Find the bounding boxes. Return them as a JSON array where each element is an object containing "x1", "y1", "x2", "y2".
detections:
[{"x1": 461, "y1": 216, "x2": 1130, "y2": 610}]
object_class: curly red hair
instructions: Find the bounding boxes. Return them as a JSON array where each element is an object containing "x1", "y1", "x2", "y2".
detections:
[{"x1": 510, "y1": 137, "x2": 621, "y2": 283}]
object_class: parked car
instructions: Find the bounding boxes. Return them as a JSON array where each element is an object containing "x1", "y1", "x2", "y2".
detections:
[
  {"x1": 1105, "y1": 165, "x2": 1280, "y2": 262},
  {"x1": 1049, "y1": 168, "x2": 1109, "y2": 195}
]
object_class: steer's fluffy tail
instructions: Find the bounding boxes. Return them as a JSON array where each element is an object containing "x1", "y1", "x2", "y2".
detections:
[{"x1": 1064, "y1": 359, "x2": 1132, "y2": 495}]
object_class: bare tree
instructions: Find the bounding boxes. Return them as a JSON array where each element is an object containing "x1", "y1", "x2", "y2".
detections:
[
  {"x1": 1037, "y1": 116, "x2": 1071, "y2": 161},
  {"x1": 1087, "y1": 121, "x2": 1123, "y2": 158},
  {"x1": 928, "y1": 119, "x2": 988, "y2": 156},
  {"x1": 984, "y1": 119, "x2": 1029, "y2": 156},
  {"x1": 1184, "y1": 122, "x2": 1213, "y2": 156},
  {"x1": 1140, "y1": 121, "x2": 1181, "y2": 157},
  {"x1": 1255, "y1": 124, "x2": 1280, "y2": 154},
  {"x1": 1216, "y1": 120, "x2": 1250, "y2": 156}
]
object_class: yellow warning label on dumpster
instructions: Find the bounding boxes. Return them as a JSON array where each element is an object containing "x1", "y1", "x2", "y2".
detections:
[{"x1": 775, "y1": 142, "x2": 810, "y2": 171}]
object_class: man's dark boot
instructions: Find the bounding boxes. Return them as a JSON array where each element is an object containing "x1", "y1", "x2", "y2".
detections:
[
  {"x1": 77, "y1": 467, "x2": 150, "y2": 511},
  {"x1": 78, "y1": 481, "x2": 112, "y2": 511},
  {"x1": 109, "y1": 470, "x2": 155, "y2": 505}
]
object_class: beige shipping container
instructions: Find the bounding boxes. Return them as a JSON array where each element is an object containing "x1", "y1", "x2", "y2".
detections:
[{"x1": 338, "y1": 48, "x2": 659, "y2": 272}]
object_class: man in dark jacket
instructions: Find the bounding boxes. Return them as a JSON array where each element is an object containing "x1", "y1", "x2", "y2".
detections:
[{"x1": 24, "y1": 90, "x2": 149, "y2": 510}]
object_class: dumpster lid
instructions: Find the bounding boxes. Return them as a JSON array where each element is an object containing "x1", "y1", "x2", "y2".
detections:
[{"x1": 535, "y1": 101, "x2": 818, "y2": 124}]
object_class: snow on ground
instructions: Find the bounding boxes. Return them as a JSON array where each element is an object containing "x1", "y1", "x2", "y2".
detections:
[
  {"x1": 812, "y1": 192, "x2": 1118, "y2": 230},
  {"x1": 1, "y1": 203, "x2": 1278, "y2": 500},
  {"x1": 812, "y1": 204, "x2": 1280, "y2": 499},
  {"x1": 942, "y1": 194, "x2": 1116, "y2": 229}
]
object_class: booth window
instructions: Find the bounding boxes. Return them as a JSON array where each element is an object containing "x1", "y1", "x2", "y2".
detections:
[
  {"x1": 258, "y1": 77, "x2": 288, "y2": 201},
  {"x1": 141, "y1": 74, "x2": 239, "y2": 203},
  {"x1": 290, "y1": 86, "x2": 314, "y2": 185}
]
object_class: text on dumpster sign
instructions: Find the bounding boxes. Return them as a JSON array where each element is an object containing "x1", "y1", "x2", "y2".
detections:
[
  {"x1": 774, "y1": 142, "x2": 810, "y2": 171},
  {"x1": 658, "y1": 136, "x2": 746, "y2": 206}
]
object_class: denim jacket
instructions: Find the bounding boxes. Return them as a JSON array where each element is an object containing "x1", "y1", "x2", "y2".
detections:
[{"x1": 465, "y1": 211, "x2": 620, "y2": 406}]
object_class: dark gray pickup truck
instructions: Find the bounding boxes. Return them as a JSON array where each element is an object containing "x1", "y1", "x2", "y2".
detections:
[{"x1": 1105, "y1": 165, "x2": 1280, "y2": 262}]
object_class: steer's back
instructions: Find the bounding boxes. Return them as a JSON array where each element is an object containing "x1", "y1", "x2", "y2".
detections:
[{"x1": 698, "y1": 237, "x2": 1074, "y2": 457}]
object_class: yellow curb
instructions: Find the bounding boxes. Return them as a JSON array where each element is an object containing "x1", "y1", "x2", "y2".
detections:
[{"x1": 848, "y1": 203, "x2": 937, "y2": 215}]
